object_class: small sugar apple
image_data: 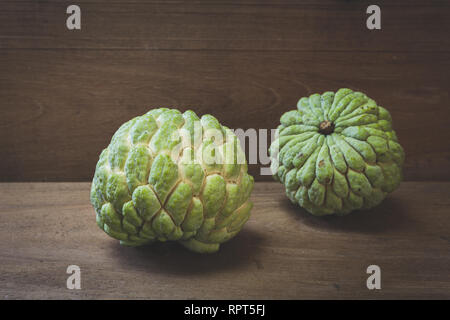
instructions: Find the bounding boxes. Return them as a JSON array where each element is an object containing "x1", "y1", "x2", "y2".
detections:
[
  {"x1": 270, "y1": 88, "x2": 404, "y2": 216},
  {"x1": 90, "y1": 108, "x2": 254, "y2": 253}
]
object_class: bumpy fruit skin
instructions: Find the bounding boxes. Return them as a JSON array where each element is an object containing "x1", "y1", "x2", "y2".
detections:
[
  {"x1": 270, "y1": 88, "x2": 404, "y2": 216},
  {"x1": 90, "y1": 108, "x2": 254, "y2": 253}
]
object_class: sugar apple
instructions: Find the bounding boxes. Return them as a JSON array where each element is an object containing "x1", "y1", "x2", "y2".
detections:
[
  {"x1": 270, "y1": 88, "x2": 404, "y2": 216},
  {"x1": 90, "y1": 108, "x2": 254, "y2": 253}
]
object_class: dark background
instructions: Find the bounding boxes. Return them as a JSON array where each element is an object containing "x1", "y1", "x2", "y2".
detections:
[
  {"x1": 1, "y1": 0, "x2": 449, "y2": 182},
  {"x1": 1, "y1": 1, "x2": 450, "y2": 300}
]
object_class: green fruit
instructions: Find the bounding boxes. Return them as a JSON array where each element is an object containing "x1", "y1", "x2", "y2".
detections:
[
  {"x1": 91, "y1": 108, "x2": 254, "y2": 253},
  {"x1": 270, "y1": 89, "x2": 404, "y2": 216}
]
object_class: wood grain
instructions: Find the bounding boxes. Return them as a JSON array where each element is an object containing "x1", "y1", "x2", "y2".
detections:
[
  {"x1": 0, "y1": 1, "x2": 449, "y2": 182},
  {"x1": 1, "y1": 50, "x2": 449, "y2": 182},
  {"x1": 0, "y1": 182, "x2": 449, "y2": 299},
  {"x1": 1, "y1": 1, "x2": 449, "y2": 52}
]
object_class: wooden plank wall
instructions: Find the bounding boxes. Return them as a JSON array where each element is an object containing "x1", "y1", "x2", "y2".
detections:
[{"x1": 0, "y1": 1, "x2": 449, "y2": 181}]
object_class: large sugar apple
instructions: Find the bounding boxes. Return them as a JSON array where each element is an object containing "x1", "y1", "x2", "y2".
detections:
[
  {"x1": 270, "y1": 88, "x2": 404, "y2": 216},
  {"x1": 90, "y1": 108, "x2": 254, "y2": 253}
]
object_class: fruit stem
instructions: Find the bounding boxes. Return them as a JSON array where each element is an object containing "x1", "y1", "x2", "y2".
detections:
[{"x1": 318, "y1": 120, "x2": 334, "y2": 135}]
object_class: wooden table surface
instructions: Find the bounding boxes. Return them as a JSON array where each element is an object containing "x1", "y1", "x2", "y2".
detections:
[{"x1": 0, "y1": 181, "x2": 449, "y2": 299}]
